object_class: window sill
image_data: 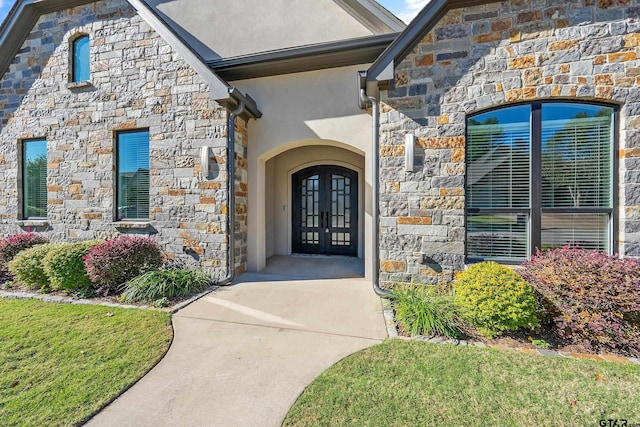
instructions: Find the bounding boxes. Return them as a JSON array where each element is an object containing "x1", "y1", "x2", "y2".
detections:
[
  {"x1": 113, "y1": 221, "x2": 152, "y2": 230},
  {"x1": 16, "y1": 219, "x2": 49, "y2": 229},
  {"x1": 66, "y1": 80, "x2": 91, "y2": 90}
]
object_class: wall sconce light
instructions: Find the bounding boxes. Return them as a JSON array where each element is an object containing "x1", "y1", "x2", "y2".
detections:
[
  {"x1": 201, "y1": 146, "x2": 211, "y2": 178},
  {"x1": 405, "y1": 133, "x2": 415, "y2": 172}
]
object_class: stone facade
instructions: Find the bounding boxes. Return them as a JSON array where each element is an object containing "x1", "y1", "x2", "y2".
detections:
[
  {"x1": 0, "y1": 0, "x2": 242, "y2": 278},
  {"x1": 379, "y1": 0, "x2": 640, "y2": 286}
]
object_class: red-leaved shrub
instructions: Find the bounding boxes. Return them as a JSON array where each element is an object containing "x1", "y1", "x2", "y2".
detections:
[
  {"x1": 0, "y1": 232, "x2": 48, "y2": 279},
  {"x1": 84, "y1": 235, "x2": 164, "y2": 294},
  {"x1": 522, "y1": 246, "x2": 640, "y2": 356}
]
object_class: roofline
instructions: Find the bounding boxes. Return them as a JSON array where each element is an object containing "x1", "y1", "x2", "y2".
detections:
[
  {"x1": 126, "y1": 0, "x2": 233, "y2": 100},
  {"x1": 333, "y1": 0, "x2": 406, "y2": 33},
  {"x1": 367, "y1": 0, "x2": 491, "y2": 82},
  {"x1": 0, "y1": 0, "x2": 261, "y2": 118},
  {"x1": 0, "y1": 0, "x2": 96, "y2": 80},
  {"x1": 208, "y1": 33, "x2": 398, "y2": 81}
]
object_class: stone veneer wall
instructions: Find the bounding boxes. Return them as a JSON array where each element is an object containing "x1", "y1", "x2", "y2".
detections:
[
  {"x1": 234, "y1": 117, "x2": 249, "y2": 275},
  {"x1": 379, "y1": 0, "x2": 640, "y2": 286},
  {"x1": 0, "y1": 0, "x2": 241, "y2": 278}
]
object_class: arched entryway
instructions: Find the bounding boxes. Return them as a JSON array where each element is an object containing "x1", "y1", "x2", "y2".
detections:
[
  {"x1": 248, "y1": 140, "x2": 369, "y2": 276},
  {"x1": 292, "y1": 165, "x2": 358, "y2": 256}
]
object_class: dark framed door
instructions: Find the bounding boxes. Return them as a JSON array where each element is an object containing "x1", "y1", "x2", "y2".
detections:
[{"x1": 292, "y1": 165, "x2": 358, "y2": 256}]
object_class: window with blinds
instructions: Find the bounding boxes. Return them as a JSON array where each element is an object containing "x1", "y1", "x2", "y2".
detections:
[
  {"x1": 22, "y1": 139, "x2": 47, "y2": 219},
  {"x1": 116, "y1": 130, "x2": 150, "y2": 220},
  {"x1": 466, "y1": 102, "x2": 615, "y2": 262},
  {"x1": 72, "y1": 35, "x2": 90, "y2": 82}
]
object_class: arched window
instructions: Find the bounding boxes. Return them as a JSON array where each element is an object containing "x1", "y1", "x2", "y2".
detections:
[
  {"x1": 71, "y1": 35, "x2": 90, "y2": 82},
  {"x1": 465, "y1": 102, "x2": 616, "y2": 262}
]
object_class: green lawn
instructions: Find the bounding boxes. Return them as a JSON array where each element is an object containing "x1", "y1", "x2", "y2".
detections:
[
  {"x1": 0, "y1": 299, "x2": 173, "y2": 426},
  {"x1": 284, "y1": 340, "x2": 640, "y2": 427}
]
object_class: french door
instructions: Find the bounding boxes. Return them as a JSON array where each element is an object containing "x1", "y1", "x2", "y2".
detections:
[{"x1": 292, "y1": 165, "x2": 358, "y2": 256}]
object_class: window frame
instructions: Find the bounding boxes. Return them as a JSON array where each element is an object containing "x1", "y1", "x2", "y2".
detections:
[
  {"x1": 20, "y1": 138, "x2": 48, "y2": 220},
  {"x1": 464, "y1": 100, "x2": 618, "y2": 263},
  {"x1": 115, "y1": 129, "x2": 150, "y2": 222},
  {"x1": 70, "y1": 34, "x2": 90, "y2": 83}
]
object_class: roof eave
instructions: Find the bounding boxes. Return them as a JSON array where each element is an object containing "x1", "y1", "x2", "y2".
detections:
[
  {"x1": 333, "y1": 0, "x2": 406, "y2": 33},
  {"x1": 0, "y1": 0, "x2": 261, "y2": 117},
  {"x1": 209, "y1": 33, "x2": 398, "y2": 81}
]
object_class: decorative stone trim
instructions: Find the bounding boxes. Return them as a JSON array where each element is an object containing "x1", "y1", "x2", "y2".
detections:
[
  {"x1": 65, "y1": 80, "x2": 91, "y2": 90},
  {"x1": 381, "y1": 298, "x2": 398, "y2": 338},
  {"x1": 113, "y1": 221, "x2": 153, "y2": 230},
  {"x1": 391, "y1": 331, "x2": 640, "y2": 364},
  {"x1": 0, "y1": 289, "x2": 152, "y2": 310},
  {"x1": 0, "y1": 284, "x2": 219, "y2": 314},
  {"x1": 16, "y1": 220, "x2": 49, "y2": 227}
]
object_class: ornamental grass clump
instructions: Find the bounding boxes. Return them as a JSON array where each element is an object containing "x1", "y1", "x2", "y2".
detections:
[
  {"x1": 522, "y1": 246, "x2": 640, "y2": 357},
  {"x1": 84, "y1": 236, "x2": 164, "y2": 295},
  {"x1": 44, "y1": 241, "x2": 101, "y2": 296},
  {"x1": 120, "y1": 268, "x2": 212, "y2": 303},
  {"x1": 0, "y1": 232, "x2": 48, "y2": 278},
  {"x1": 389, "y1": 283, "x2": 462, "y2": 339},
  {"x1": 7, "y1": 243, "x2": 61, "y2": 291},
  {"x1": 454, "y1": 262, "x2": 539, "y2": 338}
]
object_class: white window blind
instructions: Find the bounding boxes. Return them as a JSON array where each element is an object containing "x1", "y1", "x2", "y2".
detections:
[
  {"x1": 23, "y1": 139, "x2": 47, "y2": 219},
  {"x1": 117, "y1": 130, "x2": 150, "y2": 220}
]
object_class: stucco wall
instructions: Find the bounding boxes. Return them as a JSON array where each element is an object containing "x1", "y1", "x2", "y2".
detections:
[
  {"x1": 380, "y1": 0, "x2": 640, "y2": 286},
  {"x1": 0, "y1": 0, "x2": 237, "y2": 278},
  {"x1": 233, "y1": 65, "x2": 374, "y2": 275},
  {"x1": 146, "y1": 0, "x2": 375, "y2": 61}
]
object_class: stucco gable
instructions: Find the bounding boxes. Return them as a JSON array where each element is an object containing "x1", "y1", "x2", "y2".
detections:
[{"x1": 145, "y1": 0, "x2": 404, "y2": 61}]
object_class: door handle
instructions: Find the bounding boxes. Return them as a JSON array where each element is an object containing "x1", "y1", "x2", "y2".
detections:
[{"x1": 320, "y1": 211, "x2": 324, "y2": 228}]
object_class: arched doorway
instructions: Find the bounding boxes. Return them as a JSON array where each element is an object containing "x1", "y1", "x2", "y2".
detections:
[{"x1": 292, "y1": 165, "x2": 358, "y2": 256}]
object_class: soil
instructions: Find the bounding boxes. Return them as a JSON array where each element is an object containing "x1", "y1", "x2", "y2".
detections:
[
  {"x1": 0, "y1": 280, "x2": 190, "y2": 309},
  {"x1": 397, "y1": 320, "x2": 601, "y2": 356}
]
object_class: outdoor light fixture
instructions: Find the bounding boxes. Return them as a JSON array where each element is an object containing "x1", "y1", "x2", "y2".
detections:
[
  {"x1": 405, "y1": 133, "x2": 415, "y2": 172},
  {"x1": 201, "y1": 146, "x2": 211, "y2": 178}
]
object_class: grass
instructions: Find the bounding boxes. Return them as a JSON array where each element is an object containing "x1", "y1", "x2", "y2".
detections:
[
  {"x1": 0, "y1": 299, "x2": 173, "y2": 426},
  {"x1": 284, "y1": 340, "x2": 640, "y2": 427}
]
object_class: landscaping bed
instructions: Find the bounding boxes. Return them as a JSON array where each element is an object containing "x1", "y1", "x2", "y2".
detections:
[
  {"x1": 387, "y1": 247, "x2": 640, "y2": 359},
  {"x1": 0, "y1": 233, "x2": 216, "y2": 310}
]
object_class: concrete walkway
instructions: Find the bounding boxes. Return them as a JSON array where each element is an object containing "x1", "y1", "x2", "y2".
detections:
[{"x1": 86, "y1": 260, "x2": 387, "y2": 427}]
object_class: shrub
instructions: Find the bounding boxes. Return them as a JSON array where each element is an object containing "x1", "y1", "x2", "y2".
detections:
[
  {"x1": 7, "y1": 243, "x2": 60, "y2": 291},
  {"x1": 389, "y1": 283, "x2": 461, "y2": 339},
  {"x1": 120, "y1": 268, "x2": 212, "y2": 303},
  {"x1": 454, "y1": 262, "x2": 539, "y2": 338},
  {"x1": 44, "y1": 241, "x2": 100, "y2": 295},
  {"x1": 0, "y1": 233, "x2": 48, "y2": 276},
  {"x1": 522, "y1": 246, "x2": 640, "y2": 356},
  {"x1": 84, "y1": 236, "x2": 164, "y2": 295}
]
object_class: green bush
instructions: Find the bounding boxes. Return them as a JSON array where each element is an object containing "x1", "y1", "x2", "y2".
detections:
[
  {"x1": 120, "y1": 268, "x2": 212, "y2": 303},
  {"x1": 44, "y1": 241, "x2": 100, "y2": 295},
  {"x1": 389, "y1": 283, "x2": 461, "y2": 339},
  {"x1": 0, "y1": 232, "x2": 49, "y2": 279},
  {"x1": 7, "y1": 243, "x2": 60, "y2": 291},
  {"x1": 453, "y1": 262, "x2": 539, "y2": 338}
]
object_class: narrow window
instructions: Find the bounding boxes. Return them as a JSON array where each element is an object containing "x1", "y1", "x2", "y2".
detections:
[
  {"x1": 22, "y1": 139, "x2": 47, "y2": 219},
  {"x1": 466, "y1": 102, "x2": 615, "y2": 262},
  {"x1": 72, "y1": 35, "x2": 90, "y2": 82},
  {"x1": 116, "y1": 130, "x2": 150, "y2": 220}
]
